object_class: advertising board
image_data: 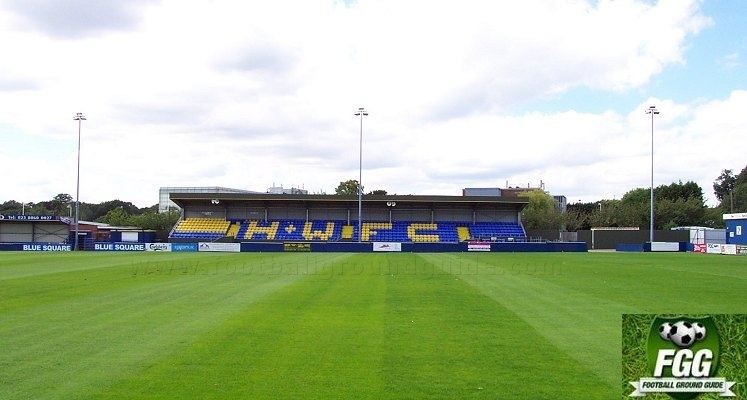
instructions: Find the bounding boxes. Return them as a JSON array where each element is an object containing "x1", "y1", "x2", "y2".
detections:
[
  {"x1": 198, "y1": 242, "x2": 240, "y2": 252},
  {"x1": 0, "y1": 214, "x2": 58, "y2": 221},
  {"x1": 172, "y1": 243, "x2": 198, "y2": 252},
  {"x1": 284, "y1": 242, "x2": 311, "y2": 252},
  {"x1": 21, "y1": 243, "x2": 71, "y2": 251},
  {"x1": 467, "y1": 241, "x2": 491, "y2": 252},
  {"x1": 706, "y1": 243, "x2": 722, "y2": 254},
  {"x1": 145, "y1": 243, "x2": 171, "y2": 252},
  {"x1": 650, "y1": 242, "x2": 680, "y2": 252},
  {"x1": 94, "y1": 242, "x2": 146, "y2": 251},
  {"x1": 720, "y1": 244, "x2": 737, "y2": 255},
  {"x1": 373, "y1": 242, "x2": 401, "y2": 252}
]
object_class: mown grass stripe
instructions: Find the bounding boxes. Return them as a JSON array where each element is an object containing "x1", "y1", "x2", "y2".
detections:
[
  {"x1": 0, "y1": 253, "x2": 341, "y2": 400},
  {"x1": 383, "y1": 253, "x2": 613, "y2": 399},
  {"x1": 421, "y1": 252, "x2": 627, "y2": 387},
  {"x1": 85, "y1": 253, "x2": 363, "y2": 399}
]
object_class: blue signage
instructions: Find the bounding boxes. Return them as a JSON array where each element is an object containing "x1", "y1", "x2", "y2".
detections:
[
  {"x1": 94, "y1": 242, "x2": 146, "y2": 251},
  {"x1": 0, "y1": 215, "x2": 58, "y2": 221},
  {"x1": 21, "y1": 243, "x2": 71, "y2": 251},
  {"x1": 172, "y1": 243, "x2": 198, "y2": 252}
]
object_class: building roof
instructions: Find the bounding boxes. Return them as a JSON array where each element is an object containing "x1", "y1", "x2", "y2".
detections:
[
  {"x1": 159, "y1": 186, "x2": 261, "y2": 193},
  {"x1": 77, "y1": 220, "x2": 141, "y2": 230},
  {"x1": 169, "y1": 192, "x2": 529, "y2": 207}
]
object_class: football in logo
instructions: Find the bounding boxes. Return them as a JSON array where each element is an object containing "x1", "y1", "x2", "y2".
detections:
[
  {"x1": 659, "y1": 322, "x2": 673, "y2": 341},
  {"x1": 669, "y1": 320, "x2": 696, "y2": 348},
  {"x1": 693, "y1": 322, "x2": 707, "y2": 341},
  {"x1": 629, "y1": 315, "x2": 738, "y2": 400}
]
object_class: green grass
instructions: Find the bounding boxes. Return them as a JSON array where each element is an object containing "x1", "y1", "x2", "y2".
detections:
[{"x1": 0, "y1": 252, "x2": 745, "y2": 399}]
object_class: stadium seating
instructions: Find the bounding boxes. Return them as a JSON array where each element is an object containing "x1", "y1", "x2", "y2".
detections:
[
  {"x1": 468, "y1": 222, "x2": 526, "y2": 241},
  {"x1": 170, "y1": 218, "x2": 526, "y2": 243},
  {"x1": 238, "y1": 220, "x2": 344, "y2": 241},
  {"x1": 226, "y1": 222, "x2": 240, "y2": 238},
  {"x1": 350, "y1": 221, "x2": 459, "y2": 243},
  {"x1": 170, "y1": 218, "x2": 230, "y2": 240},
  {"x1": 341, "y1": 225, "x2": 354, "y2": 240},
  {"x1": 240, "y1": 220, "x2": 280, "y2": 240},
  {"x1": 457, "y1": 226, "x2": 471, "y2": 241}
]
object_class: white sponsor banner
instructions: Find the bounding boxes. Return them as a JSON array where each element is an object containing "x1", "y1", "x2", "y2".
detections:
[
  {"x1": 373, "y1": 242, "x2": 401, "y2": 252},
  {"x1": 145, "y1": 243, "x2": 171, "y2": 252},
  {"x1": 650, "y1": 242, "x2": 679, "y2": 252},
  {"x1": 723, "y1": 212, "x2": 747, "y2": 220},
  {"x1": 121, "y1": 232, "x2": 139, "y2": 242},
  {"x1": 198, "y1": 242, "x2": 240, "y2": 252},
  {"x1": 706, "y1": 243, "x2": 722, "y2": 254},
  {"x1": 720, "y1": 244, "x2": 737, "y2": 255},
  {"x1": 629, "y1": 377, "x2": 735, "y2": 397},
  {"x1": 468, "y1": 242, "x2": 491, "y2": 252}
]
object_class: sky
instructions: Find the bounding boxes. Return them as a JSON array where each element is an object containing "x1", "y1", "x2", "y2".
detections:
[{"x1": 0, "y1": 0, "x2": 745, "y2": 207}]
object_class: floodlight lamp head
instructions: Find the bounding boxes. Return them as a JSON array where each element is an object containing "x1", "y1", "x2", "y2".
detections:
[{"x1": 74, "y1": 112, "x2": 86, "y2": 121}]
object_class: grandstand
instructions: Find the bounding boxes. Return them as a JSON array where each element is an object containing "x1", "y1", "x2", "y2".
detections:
[{"x1": 168, "y1": 193, "x2": 528, "y2": 243}]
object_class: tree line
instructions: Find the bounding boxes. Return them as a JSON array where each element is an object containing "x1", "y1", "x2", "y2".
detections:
[
  {"x1": 0, "y1": 194, "x2": 179, "y2": 232},
  {"x1": 527, "y1": 164, "x2": 746, "y2": 230}
]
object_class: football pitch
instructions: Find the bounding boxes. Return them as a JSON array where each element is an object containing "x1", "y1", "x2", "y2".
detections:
[{"x1": 0, "y1": 252, "x2": 745, "y2": 399}]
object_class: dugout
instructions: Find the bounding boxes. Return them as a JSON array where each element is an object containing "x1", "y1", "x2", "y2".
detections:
[
  {"x1": 169, "y1": 193, "x2": 528, "y2": 225},
  {"x1": 0, "y1": 215, "x2": 69, "y2": 243}
]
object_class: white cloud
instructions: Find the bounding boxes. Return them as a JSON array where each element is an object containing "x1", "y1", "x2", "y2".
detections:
[
  {"x1": 0, "y1": 0, "x2": 736, "y2": 208},
  {"x1": 718, "y1": 52, "x2": 741, "y2": 70}
]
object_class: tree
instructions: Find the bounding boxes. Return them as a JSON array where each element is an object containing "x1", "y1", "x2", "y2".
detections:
[
  {"x1": 713, "y1": 169, "x2": 736, "y2": 203},
  {"x1": 564, "y1": 209, "x2": 589, "y2": 231},
  {"x1": 656, "y1": 197, "x2": 706, "y2": 229},
  {"x1": 97, "y1": 207, "x2": 131, "y2": 226},
  {"x1": 731, "y1": 183, "x2": 747, "y2": 213},
  {"x1": 335, "y1": 180, "x2": 362, "y2": 196},
  {"x1": 89, "y1": 200, "x2": 141, "y2": 221},
  {"x1": 589, "y1": 199, "x2": 627, "y2": 228},
  {"x1": 712, "y1": 166, "x2": 747, "y2": 213},
  {"x1": 367, "y1": 189, "x2": 387, "y2": 196},
  {"x1": 519, "y1": 190, "x2": 564, "y2": 229},
  {"x1": 129, "y1": 211, "x2": 180, "y2": 231},
  {"x1": 50, "y1": 193, "x2": 73, "y2": 217},
  {"x1": 0, "y1": 200, "x2": 23, "y2": 215},
  {"x1": 703, "y1": 207, "x2": 725, "y2": 228},
  {"x1": 25, "y1": 202, "x2": 48, "y2": 216},
  {"x1": 617, "y1": 182, "x2": 706, "y2": 229},
  {"x1": 735, "y1": 165, "x2": 747, "y2": 186},
  {"x1": 656, "y1": 181, "x2": 703, "y2": 203}
]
